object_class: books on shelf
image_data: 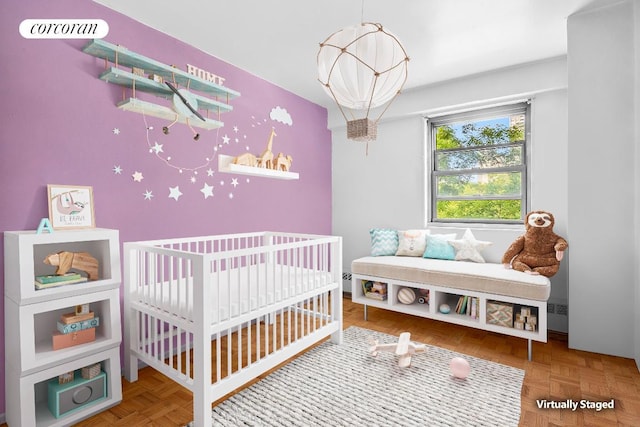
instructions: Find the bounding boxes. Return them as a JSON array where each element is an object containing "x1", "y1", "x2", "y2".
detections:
[
  {"x1": 35, "y1": 273, "x2": 83, "y2": 284},
  {"x1": 57, "y1": 317, "x2": 100, "y2": 334},
  {"x1": 454, "y1": 295, "x2": 479, "y2": 319},
  {"x1": 34, "y1": 273, "x2": 88, "y2": 290}
]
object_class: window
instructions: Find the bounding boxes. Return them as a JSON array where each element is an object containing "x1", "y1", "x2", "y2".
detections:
[{"x1": 426, "y1": 102, "x2": 530, "y2": 224}]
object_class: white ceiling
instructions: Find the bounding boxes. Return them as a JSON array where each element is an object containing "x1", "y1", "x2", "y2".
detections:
[{"x1": 94, "y1": 0, "x2": 617, "y2": 108}]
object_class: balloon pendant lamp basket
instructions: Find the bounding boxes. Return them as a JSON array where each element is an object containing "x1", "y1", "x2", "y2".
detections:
[{"x1": 347, "y1": 118, "x2": 377, "y2": 142}]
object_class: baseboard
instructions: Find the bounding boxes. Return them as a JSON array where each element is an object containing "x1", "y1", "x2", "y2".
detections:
[{"x1": 548, "y1": 330, "x2": 568, "y2": 342}]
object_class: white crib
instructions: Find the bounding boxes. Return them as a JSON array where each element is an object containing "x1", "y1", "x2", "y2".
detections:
[{"x1": 123, "y1": 232, "x2": 343, "y2": 426}]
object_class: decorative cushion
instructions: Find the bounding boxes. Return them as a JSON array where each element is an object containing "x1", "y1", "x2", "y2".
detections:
[
  {"x1": 369, "y1": 228, "x2": 399, "y2": 256},
  {"x1": 395, "y1": 230, "x2": 430, "y2": 256},
  {"x1": 448, "y1": 229, "x2": 492, "y2": 263},
  {"x1": 423, "y1": 233, "x2": 457, "y2": 260}
]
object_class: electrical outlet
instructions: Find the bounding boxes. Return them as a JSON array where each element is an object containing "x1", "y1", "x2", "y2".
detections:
[
  {"x1": 547, "y1": 303, "x2": 555, "y2": 313},
  {"x1": 556, "y1": 304, "x2": 568, "y2": 316},
  {"x1": 342, "y1": 272, "x2": 352, "y2": 281}
]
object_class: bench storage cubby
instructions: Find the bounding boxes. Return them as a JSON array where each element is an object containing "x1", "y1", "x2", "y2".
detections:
[{"x1": 351, "y1": 255, "x2": 550, "y2": 360}]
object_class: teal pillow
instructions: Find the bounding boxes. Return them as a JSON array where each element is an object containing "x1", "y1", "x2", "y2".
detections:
[
  {"x1": 423, "y1": 233, "x2": 457, "y2": 260},
  {"x1": 369, "y1": 228, "x2": 398, "y2": 256}
]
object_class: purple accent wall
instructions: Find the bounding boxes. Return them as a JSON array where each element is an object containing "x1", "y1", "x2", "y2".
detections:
[{"x1": 0, "y1": 0, "x2": 331, "y2": 416}]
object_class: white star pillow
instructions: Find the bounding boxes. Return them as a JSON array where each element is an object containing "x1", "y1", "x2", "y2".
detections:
[{"x1": 448, "y1": 229, "x2": 492, "y2": 263}]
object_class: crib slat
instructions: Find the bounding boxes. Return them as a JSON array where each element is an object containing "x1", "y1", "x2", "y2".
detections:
[
  {"x1": 216, "y1": 331, "x2": 221, "y2": 382},
  {"x1": 186, "y1": 329, "x2": 192, "y2": 381},
  {"x1": 237, "y1": 322, "x2": 242, "y2": 372},
  {"x1": 247, "y1": 320, "x2": 252, "y2": 368},
  {"x1": 226, "y1": 328, "x2": 232, "y2": 378},
  {"x1": 177, "y1": 326, "x2": 182, "y2": 376}
]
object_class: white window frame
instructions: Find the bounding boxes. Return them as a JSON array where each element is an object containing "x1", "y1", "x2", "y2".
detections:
[{"x1": 425, "y1": 102, "x2": 531, "y2": 225}]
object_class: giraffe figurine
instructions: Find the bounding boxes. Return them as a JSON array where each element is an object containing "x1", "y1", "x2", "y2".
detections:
[{"x1": 257, "y1": 128, "x2": 277, "y2": 168}]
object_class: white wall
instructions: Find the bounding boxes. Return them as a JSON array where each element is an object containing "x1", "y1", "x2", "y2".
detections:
[
  {"x1": 567, "y1": 1, "x2": 636, "y2": 359},
  {"x1": 331, "y1": 57, "x2": 570, "y2": 332},
  {"x1": 634, "y1": 1, "x2": 640, "y2": 371}
]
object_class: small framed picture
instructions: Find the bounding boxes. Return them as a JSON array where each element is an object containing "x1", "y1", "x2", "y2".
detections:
[{"x1": 47, "y1": 185, "x2": 95, "y2": 229}]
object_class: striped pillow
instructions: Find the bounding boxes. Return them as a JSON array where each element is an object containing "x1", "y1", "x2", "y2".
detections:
[{"x1": 369, "y1": 228, "x2": 399, "y2": 256}]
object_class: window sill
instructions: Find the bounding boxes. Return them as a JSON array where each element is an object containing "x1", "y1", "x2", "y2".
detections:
[{"x1": 426, "y1": 222, "x2": 525, "y2": 232}]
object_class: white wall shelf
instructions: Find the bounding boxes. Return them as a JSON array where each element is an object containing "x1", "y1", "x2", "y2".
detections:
[
  {"x1": 218, "y1": 154, "x2": 299, "y2": 180},
  {"x1": 4, "y1": 228, "x2": 122, "y2": 426}
]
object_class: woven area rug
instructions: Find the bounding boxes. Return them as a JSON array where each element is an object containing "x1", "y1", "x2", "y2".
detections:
[{"x1": 189, "y1": 326, "x2": 524, "y2": 426}]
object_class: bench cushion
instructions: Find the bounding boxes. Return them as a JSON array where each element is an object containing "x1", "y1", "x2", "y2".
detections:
[{"x1": 351, "y1": 256, "x2": 550, "y2": 301}]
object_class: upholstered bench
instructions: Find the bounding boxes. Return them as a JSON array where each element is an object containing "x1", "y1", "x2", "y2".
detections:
[{"x1": 350, "y1": 228, "x2": 552, "y2": 360}]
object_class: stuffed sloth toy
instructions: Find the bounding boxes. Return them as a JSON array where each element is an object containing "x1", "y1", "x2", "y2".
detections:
[{"x1": 502, "y1": 211, "x2": 568, "y2": 277}]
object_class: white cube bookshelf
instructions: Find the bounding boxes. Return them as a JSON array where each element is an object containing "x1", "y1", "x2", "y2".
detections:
[
  {"x1": 4, "y1": 228, "x2": 121, "y2": 305},
  {"x1": 4, "y1": 228, "x2": 123, "y2": 426}
]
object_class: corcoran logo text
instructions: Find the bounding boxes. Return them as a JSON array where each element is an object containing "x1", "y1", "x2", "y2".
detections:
[{"x1": 19, "y1": 19, "x2": 109, "y2": 39}]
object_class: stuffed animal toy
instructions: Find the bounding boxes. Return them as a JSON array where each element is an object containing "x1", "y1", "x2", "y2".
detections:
[{"x1": 502, "y1": 211, "x2": 568, "y2": 277}]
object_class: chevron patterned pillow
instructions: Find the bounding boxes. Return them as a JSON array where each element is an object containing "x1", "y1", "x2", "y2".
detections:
[{"x1": 369, "y1": 228, "x2": 399, "y2": 256}]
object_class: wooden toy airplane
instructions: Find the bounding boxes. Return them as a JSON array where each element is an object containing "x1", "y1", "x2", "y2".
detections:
[{"x1": 369, "y1": 332, "x2": 427, "y2": 368}]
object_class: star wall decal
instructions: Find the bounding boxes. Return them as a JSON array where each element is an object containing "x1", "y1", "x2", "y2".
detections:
[
  {"x1": 222, "y1": 134, "x2": 230, "y2": 144},
  {"x1": 200, "y1": 183, "x2": 214, "y2": 199},
  {"x1": 113, "y1": 165, "x2": 122, "y2": 174},
  {"x1": 151, "y1": 142, "x2": 164, "y2": 153},
  {"x1": 207, "y1": 168, "x2": 214, "y2": 177},
  {"x1": 143, "y1": 190, "x2": 153, "y2": 200},
  {"x1": 132, "y1": 171, "x2": 144, "y2": 182},
  {"x1": 231, "y1": 178, "x2": 239, "y2": 188},
  {"x1": 168, "y1": 186, "x2": 183, "y2": 201},
  {"x1": 112, "y1": 128, "x2": 120, "y2": 135}
]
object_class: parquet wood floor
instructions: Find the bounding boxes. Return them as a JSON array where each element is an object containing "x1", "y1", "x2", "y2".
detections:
[{"x1": 3, "y1": 297, "x2": 639, "y2": 426}]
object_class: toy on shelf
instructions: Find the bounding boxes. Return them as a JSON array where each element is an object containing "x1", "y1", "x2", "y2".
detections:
[
  {"x1": 514, "y1": 306, "x2": 538, "y2": 331},
  {"x1": 417, "y1": 289, "x2": 429, "y2": 304},
  {"x1": 274, "y1": 153, "x2": 293, "y2": 172},
  {"x1": 368, "y1": 332, "x2": 426, "y2": 368},
  {"x1": 82, "y1": 363, "x2": 102, "y2": 380},
  {"x1": 362, "y1": 280, "x2": 387, "y2": 300},
  {"x1": 44, "y1": 251, "x2": 99, "y2": 280},
  {"x1": 439, "y1": 303, "x2": 451, "y2": 314},
  {"x1": 58, "y1": 372, "x2": 74, "y2": 384},
  {"x1": 397, "y1": 287, "x2": 416, "y2": 304},
  {"x1": 232, "y1": 152, "x2": 258, "y2": 167},
  {"x1": 230, "y1": 127, "x2": 295, "y2": 174},
  {"x1": 257, "y1": 128, "x2": 277, "y2": 168}
]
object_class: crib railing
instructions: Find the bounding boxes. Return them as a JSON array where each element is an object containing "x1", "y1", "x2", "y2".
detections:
[{"x1": 123, "y1": 232, "x2": 342, "y2": 426}]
